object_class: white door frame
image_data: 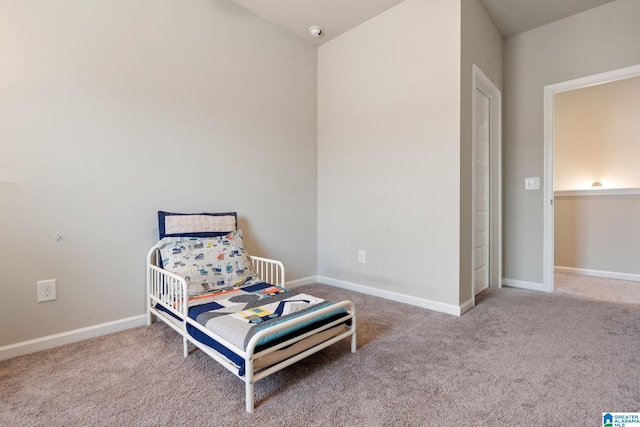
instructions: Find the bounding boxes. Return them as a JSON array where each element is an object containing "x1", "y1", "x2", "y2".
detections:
[
  {"x1": 542, "y1": 63, "x2": 640, "y2": 292},
  {"x1": 472, "y1": 65, "x2": 502, "y2": 301}
]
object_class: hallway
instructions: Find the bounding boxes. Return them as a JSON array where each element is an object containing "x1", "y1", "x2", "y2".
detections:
[{"x1": 554, "y1": 272, "x2": 640, "y2": 307}]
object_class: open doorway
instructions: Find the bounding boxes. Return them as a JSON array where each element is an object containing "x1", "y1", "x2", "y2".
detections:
[{"x1": 543, "y1": 64, "x2": 640, "y2": 294}]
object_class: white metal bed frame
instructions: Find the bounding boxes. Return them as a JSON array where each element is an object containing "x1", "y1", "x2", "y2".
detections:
[{"x1": 146, "y1": 245, "x2": 357, "y2": 412}]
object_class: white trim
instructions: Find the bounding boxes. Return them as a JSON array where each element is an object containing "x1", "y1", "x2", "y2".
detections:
[
  {"x1": 543, "y1": 85, "x2": 556, "y2": 293},
  {"x1": 543, "y1": 63, "x2": 640, "y2": 293},
  {"x1": 503, "y1": 278, "x2": 546, "y2": 292},
  {"x1": 318, "y1": 276, "x2": 465, "y2": 316},
  {"x1": 0, "y1": 315, "x2": 146, "y2": 361},
  {"x1": 285, "y1": 275, "x2": 318, "y2": 288},
  {"x1": 554, "y1": 188, "x2": 640, "y2": 197},
  {"x1": 555, "y1": 266, "x2": 640, "y2": 283},
  {"x1": 471, "y1": 64, "x2": 503, "y2": 305},
  {"x1": 1, "y1": 276, "x2": 473, "y2": 362},
  {"x1": 459, "y1": 298, "x2": 475, "y2": 315}
]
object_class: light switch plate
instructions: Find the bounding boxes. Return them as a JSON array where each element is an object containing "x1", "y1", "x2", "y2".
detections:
[{"x1": 525, "y1": 177, "x2": 540, "y2": 190}]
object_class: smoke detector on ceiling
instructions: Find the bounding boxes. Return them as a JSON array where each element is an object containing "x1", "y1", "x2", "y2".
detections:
[{"x1": 309, "y1": 26, "x2": 322, "y2": 37}]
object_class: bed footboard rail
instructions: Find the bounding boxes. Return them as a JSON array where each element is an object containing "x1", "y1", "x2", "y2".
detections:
[
  {"x1": 177, "y1": 297, "x2": 357, "y2": 413},
  {"x1": 243, "y1": 299, "x2": 356, "y2": 412}
]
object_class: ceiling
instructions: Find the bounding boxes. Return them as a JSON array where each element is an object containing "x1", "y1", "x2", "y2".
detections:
[
  {"x1": 230, "y1": 0, "x2": 616, "y2": 45},
  {"x1": 480, "y1": 0, "x2": 616, "y2": 37}
]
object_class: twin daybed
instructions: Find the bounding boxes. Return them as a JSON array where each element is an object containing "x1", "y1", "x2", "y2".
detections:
[{"x1": 146, "y1": 211, "x2": 356, "y2": 412}]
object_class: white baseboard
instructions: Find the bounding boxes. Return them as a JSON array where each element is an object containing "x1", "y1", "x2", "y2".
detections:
[
  {"x1": 459, "y1": 298, "x2": 475, "y2": 315},
  {"x1": 0, "y1": 314, "x2": 147, "y2": 362},
  {"x1": 318, "y1": 276, "x2": 465, "y2": 316},
  {"x1": 554, "y1": 266, "x2": 640, "y2": 283},
  {"x1": 1, "y1": 275, "x2": 474, "y2": 361},
  {"x1": 503, "y1": 278, "x2": 546, "y2": 292},
  {"x1": 285, "y1": 275, "x2": 318, "y2": 288}
]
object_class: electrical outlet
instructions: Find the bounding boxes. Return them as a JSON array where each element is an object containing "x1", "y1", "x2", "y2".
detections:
[
  {"x1": 358, "y1": 250, "x2": 366, "y2": 264},
  {"x1": 37, "y1": 279, "x2": 57, "y2": 303}
]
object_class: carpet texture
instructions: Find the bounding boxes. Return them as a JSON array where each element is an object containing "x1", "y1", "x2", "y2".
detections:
[
  {"x1": 1, "y1": 284, "x2": 639, "y2": 426},
  {"x1": 555, "y1": 272, "x2": 640, "y2": 306}
]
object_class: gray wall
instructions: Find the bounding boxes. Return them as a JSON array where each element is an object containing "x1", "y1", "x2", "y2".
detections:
[
  {"x1": 317, "y1": 0, "x2": 463, "y2": 307},
  {"x1": 316, "y1": 0, "x2": 502, "y2": 310},
  {"x1": 555, "y1": 194, "x2": 640, "y2": 275},
  {"x1": 0, "y1": 0, "x2": 318, "y2": 346},
  {"x1": 460, "y1": 0, "x2": 503, "y2": 303},
  {"x1": 503, "y1": 0, "x2": 640, "y2": 285}
]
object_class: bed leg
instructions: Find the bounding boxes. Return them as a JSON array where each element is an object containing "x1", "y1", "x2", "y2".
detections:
[
  {"x1": 245, "y1": 359, "x2": 255, "y2": 413},
  {"x1": 351, "y1": 314, "x2": 357, "y2": 353},
  {"x1": 245, "y1": 380, "x2": 255, "y2": 413},
  {"x1": 183, "y1": 336, "x2": 188, "y2": 358}
]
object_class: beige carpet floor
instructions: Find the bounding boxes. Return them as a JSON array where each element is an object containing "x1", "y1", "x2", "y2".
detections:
[
  {"x1": 554, "y1": 272, "x2": 640, "y2": 306},
  {"x1": 1, "y1": 283, "x2": 639, "y2": 426}
]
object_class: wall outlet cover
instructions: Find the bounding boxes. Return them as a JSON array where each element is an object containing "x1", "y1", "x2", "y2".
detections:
[{"x1": 37, "y1": 279, "x2": 57, "y2": 302}]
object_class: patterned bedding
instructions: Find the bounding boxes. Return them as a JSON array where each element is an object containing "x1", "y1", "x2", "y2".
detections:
[
  {"x1": 156, "y1": 281, "x2": 348, "y2": 375},
  {"x1": 188, "y1": 281, "x2": 338, "y2": 350}
]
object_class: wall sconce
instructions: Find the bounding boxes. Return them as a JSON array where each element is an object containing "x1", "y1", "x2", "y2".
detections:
[{"x1": 591, "y1": 181, "x2": 602, "y2": 188}]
